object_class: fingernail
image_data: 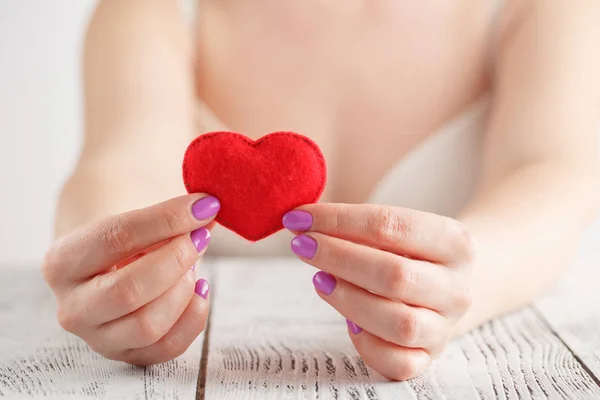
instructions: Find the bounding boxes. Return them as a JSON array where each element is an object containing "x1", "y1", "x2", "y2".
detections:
[
  {"x1": 291, "y1": 235, "x2": 318, "y2": 259},
  {"x1": 346, "y1": 319, "x2": 363, "y2": 335},
  {"x1": 195, "y1": 279, "x2": 209, "y2": 299},
  {"x1": 282, "y1": 210, "x2": 313, "y2": 231},
  {"x1": 191, "y1": 227, "x2": 211, "y2": 252},
  {"x1": 312, "y1": 271, "x2": 336, "y2": 295},
  {"x1": 192, "y1": 196, "x2": 220, "y2": 220},
  {"x1": 191, "y1": 263, "x2": 196, "y2": 272}
]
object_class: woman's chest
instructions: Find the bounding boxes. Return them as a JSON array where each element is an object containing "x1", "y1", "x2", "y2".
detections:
[{"x1": 193, "y1": 0, "x2": 497, "y2": 203}]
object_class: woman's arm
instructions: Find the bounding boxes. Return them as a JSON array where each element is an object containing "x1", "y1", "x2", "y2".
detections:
[
  {"x1": 56, "y1": 0, "x2": 196, "y2": 236},
  {"x1": 456, "y1": 1, "x2": 600, "y2": 333}
]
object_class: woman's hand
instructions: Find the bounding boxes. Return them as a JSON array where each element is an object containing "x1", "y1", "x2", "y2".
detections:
[
  {"x1": 283, "y1": 204, "x2": 476, "y2": 381},
  {"x1": 42, "y1": 194, "x2": 221, "y2": 365}
]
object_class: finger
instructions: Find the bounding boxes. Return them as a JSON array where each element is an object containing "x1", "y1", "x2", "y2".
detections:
[
  {"x1": 312, "y1": 272, "x2": 447, "y2": 349},
  {"x1": 45, "y1": 194, "x2": 220, "y2": 284},
  {"x1": 114, "y1": 240, "x2": 171, "y2": 269},
  {"x1": 123, "y1": 279, "x2": 210, "y2": 366},
  {"x1": 93, "y1": 270, "x2": 196, "y2": 352},
  {"x1": 346, "y1": 323, "x2": 431, "y2": 381},
  {"x1": 290, "y1": 233, "x2": 467, "y2": 313},
  {"x1": 64, "y1": 228, "x2": 210, "y2": 325},
  {"x1": 283, "y1": 204, "x2": 476, "y2": 264}
]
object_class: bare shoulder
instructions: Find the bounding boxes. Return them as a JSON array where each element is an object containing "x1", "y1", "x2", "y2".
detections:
[{"x1": 498, "y1": 0, "x2": 600, "y2": 46}]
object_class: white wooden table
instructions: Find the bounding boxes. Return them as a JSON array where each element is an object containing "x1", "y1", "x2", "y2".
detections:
[{"x1": 1, "y1": 256, "x2": 599, "y2": 399}]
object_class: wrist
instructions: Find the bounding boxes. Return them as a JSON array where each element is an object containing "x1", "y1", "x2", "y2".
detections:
[{"x1": 54, "y1": 162, "x2": 179, "y2": 238}]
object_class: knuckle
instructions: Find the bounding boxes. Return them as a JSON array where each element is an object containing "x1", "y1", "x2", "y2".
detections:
[
  {"x1": 160, "y1": 337, "x2": 188, "y2": 361},
  {"x1": 86, "y1": 336, "x2": 111, "y2": 357},
  {"x1": 99, "y1": 216, "x2": 137, "y2": 256},
  {"x1": 385, "y1": 257, "x2": 415, "y2": 297},
  {"x1": 135, "y1": 314, "x2": 165, "y2": 347},
  {"x1": 181, "y1": 272, "x2": 197, "y2": 294},
  {"x1": 371, "y1": 207, "x2": 398, "y2": 244},
  {"x1": 167, "y1": 240, "x2": 197, "y2": 274},
  {"x1": 153, "y1": 303, "x2": 208, "y2": 362},
  {"x1": 450, "y1": 220, "x2": 477, "y2": 263},
  {"x1": 326, "y1": 205, "x2": 346, "y2": 238},
  {"x1": 161, "y1": 206, "x2": 184, "y2": 236},
  {"x1": 178, "y1": 268, "x2": 195, "y2": 286},
  {"x1": 109, "y1": 276, "x2": 142, "y2": 311},
  {"x1": 56, "y1": 306, "x2": 80, "y2": 333},
  {"x1": 393, "y1": 307, "x2": 419, "y2": 346},
  {"x1": 455, "y1": 285, "x2": 474, "y2": 311},
  {"x1": 371, "y1": 207, "x2": 413, "y2": 246},
  {"x1": 86, "y1": 339, "x2": 102, "y2": 355},
  {"x1": 41, "y1": 242, "x2": 63, "y2": 286},
  {"x1": 388, "y1": 356, "x2": 422, "y2": 381}
]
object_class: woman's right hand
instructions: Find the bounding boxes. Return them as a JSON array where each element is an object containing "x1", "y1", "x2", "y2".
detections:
[{"x1": 42, "y1": 194, "x2": 221, "y2": 365}]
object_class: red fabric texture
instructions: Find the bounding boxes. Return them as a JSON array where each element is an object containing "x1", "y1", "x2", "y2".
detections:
[{"x1": 182, "y1": 131, "x2": 327, "y2": 241}]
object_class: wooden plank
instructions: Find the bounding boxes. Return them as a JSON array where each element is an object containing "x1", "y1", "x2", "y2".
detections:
[
  {"x1": 203, "y1": 258, "x2": 416, "y2": 400},
  {"x1": 204, "y1": 258, "x2": 600, "y2": 400},
  {"x1": 418, "y1": 309, "x2": 600, "y2": 400},
  {"x1": 0, "y1": 265, "x2": 209, "y2": 399},
  {"x1": 2, "y1": 257, "x2": 599, "y2": 399},
  {"x1": 534, "y1": 255, "x2": 600, "y2": 383}
]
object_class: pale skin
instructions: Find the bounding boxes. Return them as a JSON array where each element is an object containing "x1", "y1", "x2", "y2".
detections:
[{"x1": 43, "y1": 0, "x2": 600, "y2": 380}]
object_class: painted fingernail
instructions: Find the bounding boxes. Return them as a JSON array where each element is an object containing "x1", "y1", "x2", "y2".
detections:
[
  {"x1": 283, "y1": 211, "x2": 313, "y2": 231},
  {"x1": 346, "y1": 319, "x2": 363, "y2": 335},
  {"x1": 195, "y1": 279, "x2": 209, "y2": 299},
  {"x1": 191, "y1": 227, "x2": 211, "y2": 252},
  {"x1": 291, "y1": 235, "x2": 318, "y2": 259},
  {"x1": 191, "y1": 263, "x2": 196, "y2": 272},
  {"x1": 191, "y1": 196, "x2": 220, "y2": 220},
  {"x1": 313, "y1": 271, "x2": 336, "y2": 295}
]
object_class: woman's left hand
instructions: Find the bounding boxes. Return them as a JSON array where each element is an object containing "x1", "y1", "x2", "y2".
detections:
[{"x1": 283, "y1": 204, "x2": 477, "y2": 381}]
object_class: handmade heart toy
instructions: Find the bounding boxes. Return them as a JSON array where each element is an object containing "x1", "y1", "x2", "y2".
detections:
[{"x1": 182, "y1": 131, "x2": 327, "y2": 241}]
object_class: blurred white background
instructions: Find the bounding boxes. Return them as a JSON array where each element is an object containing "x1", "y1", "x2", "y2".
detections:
[
  {"x1": 0, "y1": 1, "x2": 95, "y2": 266},
  {"x1": 0, "y1": 1, "x2": 598, "y2": 267}
]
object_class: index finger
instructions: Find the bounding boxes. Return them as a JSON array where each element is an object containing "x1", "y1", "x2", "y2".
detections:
[
  {"x1": 283, "y1": 203, "x2": 475, "y2": 264},
  {"x1": 44, "y1": 194, "x2": 220, "y2": 284}
]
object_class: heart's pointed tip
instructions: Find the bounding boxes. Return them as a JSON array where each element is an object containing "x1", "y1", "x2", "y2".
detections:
[
  {"x1": 239, "y1": 230, "x2": 283, "y2": 243},
  {"x1": 234, "y1": 229, "x2": 285, "y2": 243}
]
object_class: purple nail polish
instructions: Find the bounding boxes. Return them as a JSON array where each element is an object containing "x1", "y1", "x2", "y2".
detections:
[
  {"x1": 346, "y1": 319, "x2": 363, "y2": 335},
  {"x1": 291, "y1": 235, "x2": 318, "y2": 259},
  {"x1": 191, "y1": 196, "x2": 220, "y2": 220},
  {"x1": 282, "y1": 211, "x2": 313, "y2": 231},
  {"x1": 195, "y1": 279, "x2": 209, "y2": 299},
  {"x1": 191, "y1": 228, "x2": 211, "y2": 252},
  {"x1": 191, "y1": 263, "x2": 196, "y2": 272},
  {"x1": 312, "y1": 271, "x2": 336, "y2": 295}
]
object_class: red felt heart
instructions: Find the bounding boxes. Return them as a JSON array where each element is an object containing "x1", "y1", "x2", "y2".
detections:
[{"x1": 182, "y1": 131, "x2": 327, "y2": 241}]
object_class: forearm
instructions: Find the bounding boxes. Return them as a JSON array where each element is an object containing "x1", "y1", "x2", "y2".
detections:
[
  {"x1": 54, "y1": 160, "x2": 176, "y2": 238},
  {"x1": 455, "y1": 161, "x2": 599, "y2": 334}
]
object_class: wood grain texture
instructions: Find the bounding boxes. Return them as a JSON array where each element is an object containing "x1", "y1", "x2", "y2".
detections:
[
  {"x1": 1, "y1": 257, "x2": 599, "y2": 399},
  {"x1": 0, "y1": 266, "x2": 208, "y2": 399},
  {"x1": 534, "y1": 256, "x2": 600, "y2": 384},
  {"x1": 204, "y1": 258, "x2": 600, "y2": 400}
]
